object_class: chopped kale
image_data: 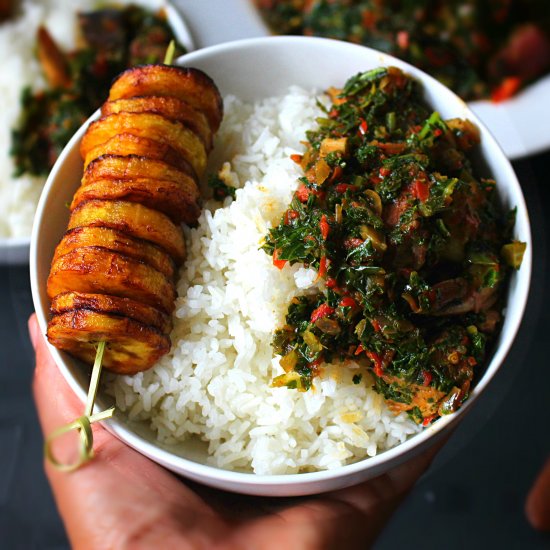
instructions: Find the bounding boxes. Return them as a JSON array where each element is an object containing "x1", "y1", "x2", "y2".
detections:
[{"x1": 263, "y1": 67, "x2": 524, "y2": 423}]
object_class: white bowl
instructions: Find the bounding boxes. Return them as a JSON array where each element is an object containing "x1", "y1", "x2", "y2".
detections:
[
  {"x1": 30, "y1": 36, "x2": 532, "y2": 496},
  {"x1": 0, "y1": 0, "x2": 194, "y2": 265}
]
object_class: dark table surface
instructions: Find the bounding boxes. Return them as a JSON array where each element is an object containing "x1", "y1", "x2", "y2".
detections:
[{"x1": 1, "y1": 150, "x2": 549, "y2": 549}]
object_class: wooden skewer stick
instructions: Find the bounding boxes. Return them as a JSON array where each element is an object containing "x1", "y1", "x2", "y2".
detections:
[
  {"x1": 164, "y1": 40, "x2": 176, "y2": 65},
  {"x1": 44, "y1": 342, "x2": 115, "y2": 471}
]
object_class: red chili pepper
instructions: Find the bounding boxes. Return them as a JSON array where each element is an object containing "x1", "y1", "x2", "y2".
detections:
[
  {"x1": 371, "y1": 319, "x2": 381, "y2": 332},
  {"x1": 370, "y1": 175, "x2": 382, "y2": 186},
  {"x1": 422, "y1": 415, "x2": 436, "y2": 427},
  {"x1": 295, "y1": 185, "x2": 310, "y2": 203},
  {"x1": 290, "y1": 154, "x2": 303, "y2": 164},
  {"x1": 283, "y1": 209, "x2": 299, "y2": 225},
  {"x1": 366, "y1": 351, "x2": 384, "y2": 377},
  {"x1": 314, "y1": 189, "x2": 327, "y2": 201},
  {"x1": 397, "y1": 30, "x2": 409, "y2": 50},
  {"x1": 326, "y1": 278, "x2": 338, "y2": 289},
  {"x1": 412, "y1": 179, "x2": 430, "y2": 202},
  {"x1": 433, "y1": 128, "x2": 443, "y2": 137},
  {"x1": 379, "y1": 167, "x2": 391, "y2": 177},
  {"x1": 358, "y1": 118, "x2": 368, "y2": 135},
  {"x1": 329, "y1": 165, "x2": 343, "y2": 183},
  {"x1": 339, "y1": 296, "x2": 357, "y2": 308},
  {"x1": 310, "y1": 303, "x2": 335, "y2": 323},
  {"x1": 422, "y1": 370, "x2": 433, "y2": 386},
  {"x1": 319, "y1": 215, "x2": 330, "y2": 240},
  {"x1": 317, "y1": 255, "x2": 328, "y2": 279},
  {"x1": 335, "y1": 183, "x2": 353, "y2": 193},
  {"x1": 272, "y1": 248, "x2": 287, "y2": 270},
  {"x1": 354, "y1": 343, "x2": 365, "y2": 356},
  {"x1": 491, "y1": 77, "x2": 521, "y2": 103},
  {"x1": 299, "y1": 186, "x2": 326, "y2": 201}
]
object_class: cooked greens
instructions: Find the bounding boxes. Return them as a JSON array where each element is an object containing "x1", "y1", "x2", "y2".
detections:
[
  {"x1": 256, "y1": 0, "x2": 550, "y2": 101},
  {"x1": 263, "y1": 67, "x2": 525, "y2": 424},
  {"x1": 10, "y1": 4, "x2": 184, "y2": 177}
]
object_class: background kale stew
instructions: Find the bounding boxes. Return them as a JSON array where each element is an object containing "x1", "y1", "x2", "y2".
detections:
[
  {"x1": 262, "y1": 67, "x2": 525, "y2": 425},
  {"x1": 255, "y1": 0, "x2": 550, "y2": 102},
  {"x1": 10, "y1": 3, "x2": 185, "y2": 178}
]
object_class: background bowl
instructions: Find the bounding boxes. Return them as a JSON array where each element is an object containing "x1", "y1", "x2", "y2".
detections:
[
  {"x1": 0, "y1": 0, "x2": 194, "y2": 265},
  {"x1": 177, "y1": 0, "x2": 550, "y2": 160},
  {"x1": 30, "y1": 36, "x2": 532, "y2": 496}
]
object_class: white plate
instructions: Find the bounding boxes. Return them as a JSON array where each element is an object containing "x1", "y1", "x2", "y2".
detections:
[
  {"x1": 175, "y1": 0, "x2": 550, "y2": 161},
  {"x1": 469, "y1": 75, "x2": 550, "y2": 160},
  {"x1": 0, "y1": 0, "x2": 194, "y2": 265},
  {"x1": 31, "y1": 36, "x2": 532, "y2": 496}
]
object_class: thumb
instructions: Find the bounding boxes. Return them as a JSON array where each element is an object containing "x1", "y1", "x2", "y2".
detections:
[{"x1": 29, "y1": 313, "x2": 227, "y2": 549}]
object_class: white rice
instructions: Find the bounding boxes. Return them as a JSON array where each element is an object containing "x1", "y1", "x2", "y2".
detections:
[
  {"x1": 0, "y1": 0, "x2": 167, "y2": 239},
  {"x1": 107, "y1": 88, "x2": 421, "y2": 474}
]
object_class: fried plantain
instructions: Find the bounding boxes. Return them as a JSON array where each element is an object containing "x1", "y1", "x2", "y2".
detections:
[
  {"x1": 80, "y1": 112, "x2": 207, "y2": 178},
  {"x1": 47, "y1": 246, "x2": 177, "y2": 313},
  {"x1": 71, "y1": 177, "x2": 200, "y2": 224},
  {"x1": 37, "y1": 26, "x2": 71, "y2": 88},
  {"x1": 108, "y1": 65, "x2": 223, "y2": 131},
  {"x1": 68, "y1": 199, "x2": 186, "y2": 263},
  {"x1": 84, "y1": 154, "x2": 196, "y2": 189},
  {"x1": 53, "y1": 226, "x2": 175, "y2": 279},
  {"x1": 51, "y1": 291, "x2": 172, "y2": 333},
  {"x1": 47, "y1": 310, "x2": 170, "y2": 374},
  {"x1": 101, "y1": 96, "x2": 213, "y2": 150},
  {"x1": 82, "y1": 133, "x2": 197, "y2": 178}
]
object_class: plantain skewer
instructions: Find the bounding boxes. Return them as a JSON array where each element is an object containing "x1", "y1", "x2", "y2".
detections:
[{"x1": 44, "y1": 42, "x2": 177, "y2": 472}]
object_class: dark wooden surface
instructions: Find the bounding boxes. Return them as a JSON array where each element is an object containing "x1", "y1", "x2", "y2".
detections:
[{"x1": 0, "y1": 151, "x2": 549, "y2": 549}]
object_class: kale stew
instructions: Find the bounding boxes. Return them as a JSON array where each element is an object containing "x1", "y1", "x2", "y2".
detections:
[
  {"x1": 10, "y1": 4, "x2": 185, "y2": 178},
  {"x1": 255, "y1": 0, "x2": 550, "y2": 102},
  {"x1": 263, "y1": 67, "x2": 525, "y2": 425}
]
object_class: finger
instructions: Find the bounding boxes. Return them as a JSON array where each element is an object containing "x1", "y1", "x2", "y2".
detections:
[
  {"x1": 321, "y1": 439, "x2": 445, "y2": 547},
  {"x1": 331, "y1": 434, "x2": 446, "y2": 516},
  {"x1": 30, "y1": 313, "x2": 228, "y2": 549},
  {"x1": 225, "y1": 439, "x2": 445, "y2": 550},
  {"x1": 526, "y1": 458, "x2": 550, "y2": 531}
]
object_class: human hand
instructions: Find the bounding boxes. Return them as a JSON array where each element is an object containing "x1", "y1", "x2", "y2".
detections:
[
  {"x1": 526, "y1": 458, "x2": 550, "y2": 531},
  {"x1": 30, "y1": 313, "x2": 442, "y2": 550}
]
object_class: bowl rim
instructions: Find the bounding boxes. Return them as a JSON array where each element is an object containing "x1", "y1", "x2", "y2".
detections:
[{"x1": 30, "y1": 35, "x2": 532, "y2": 491}]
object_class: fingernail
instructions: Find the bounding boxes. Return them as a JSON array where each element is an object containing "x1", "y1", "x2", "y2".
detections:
[{"x1": 28, "y1": 314, "x2": 39, "y2": 349}]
